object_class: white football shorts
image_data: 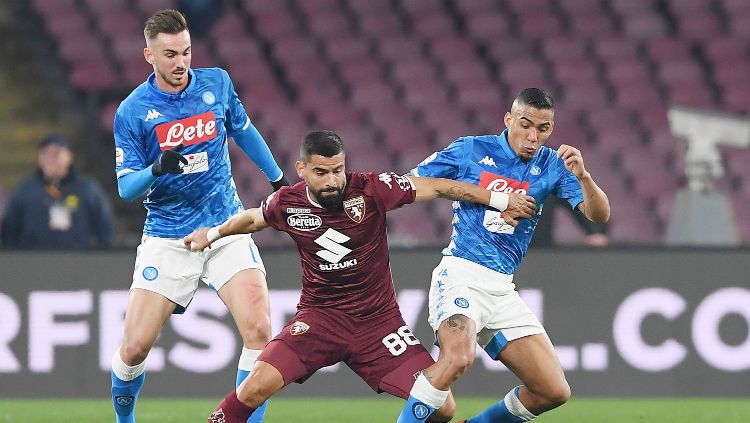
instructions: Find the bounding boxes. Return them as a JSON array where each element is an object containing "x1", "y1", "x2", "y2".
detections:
[
  {"x1": 428, "y1": 256, "x2": 545, "y2": 359},
  {"x1": 130, "y1": 234, "x2": 266, "y2": 313}
]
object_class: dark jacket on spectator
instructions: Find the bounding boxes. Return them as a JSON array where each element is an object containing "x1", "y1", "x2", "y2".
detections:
[{"x1": 1, "y1": 168, "x2": 114, "y2": 249}]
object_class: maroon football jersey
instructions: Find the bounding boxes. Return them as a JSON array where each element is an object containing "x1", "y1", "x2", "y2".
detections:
[{"x1": 262, "y1": 172, "x2": 416, "y2": 317}]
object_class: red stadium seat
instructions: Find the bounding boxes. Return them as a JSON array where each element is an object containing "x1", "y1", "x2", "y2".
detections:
[
  {"x1": 134, "y1": 0, "x2": 175, "y2": 15},
  {"x1": 207, "y1": 14, "x2": 249, "y2": 40},
  {"x1": 376, "y1": 35, "x2": 424, "y2": 61},
  {"x1": 254, "y1": 9, "x2": 300, "y2": 39},
  {"x1": 272, "y1": 36, "x2": 320, "y2": 65},
  {"x1": 622, "y1": 14, "x2": 668, "y2": 39},
  {"x1": 31, "y1": 0, "x2": 78, "y2": 16},
  {"x1": 411, "y1": 11, "x2": 456, "y2": 38},
  {"x1": 570, "y1": 11, "x2": 614, "y2": 36},
  {"x1": 70, "y1": 61, "x2": 119, "y2": 91},
  {"x1": 542, "y1": 37, "x2": 588, "y2": 61},
  {"x1": 42, "y1": 10, "x2": 89, "y2": 39},
  {"x1": 324, "y1": 35, "x2": 371, "y2": 62},
  {"x1": 359, "y1": 12, "x2": 403, "y2": 37},
  {"x1": 464, "y1": 12, "x2": 512, "y2": 43},
  {"x1": 306, "y1": 11, "x2": 352, "y2": 39},
  {"x1": 97, "y1": 10, "x2": 141, "y2": 40},
  {"x1": 337, "y1": 57, "x2": 385, "y2": 85}
]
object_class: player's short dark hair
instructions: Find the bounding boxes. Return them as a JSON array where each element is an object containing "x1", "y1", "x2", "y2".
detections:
[
  {"x1": 144, "y1": 9, "x2": 188, "y2": 40},
  {"x1": 301, "y1": 130, "x2": 344, "y2": 162},
  {"x1": 516, "y1": 88, "x2": 554, "y2": 110}
]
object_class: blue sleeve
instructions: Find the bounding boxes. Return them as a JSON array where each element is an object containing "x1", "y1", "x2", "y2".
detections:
[
  {"x1": 221, "y1": 69, "x2": 252, "y2": 137},
  {"x1": 410, "y1": 138, "x2": 466, "y2": 179},
  {"x1": 232, "y1": 122, "x2": 284, "y2": 182},
  {"x1": 553, "y1": 158, "x2": 584, "y2": 210},
  {"x1": 117, "y1": 166, "x2": 157, "y2": 202},
  {"x1": 114, "y1": 106, "x2": 149, "y2": 176}
]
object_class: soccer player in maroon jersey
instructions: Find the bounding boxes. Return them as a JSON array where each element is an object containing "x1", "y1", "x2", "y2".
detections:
[{"x1": 184, "y1": 130, "x2": 536, "y2": 423}]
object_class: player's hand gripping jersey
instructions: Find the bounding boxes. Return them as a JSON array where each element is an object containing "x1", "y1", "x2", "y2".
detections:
[
  {"x1": 114, "y1": 68, "x2": 249, "y2": 237},
  {"x1": 261, "y1": 172, "x2": 416, "y2": 317},
  {"x1": 412, "y1": 129, "x2": 584, "y2": 275}
]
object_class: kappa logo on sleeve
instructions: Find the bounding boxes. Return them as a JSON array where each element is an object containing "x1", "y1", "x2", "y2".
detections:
[
  {"x1": 155, "y1": 112, "x2": 217, "y2": 150},
  {"x1": 378, "y1": 173, "x2": 414, "y2": 191}
]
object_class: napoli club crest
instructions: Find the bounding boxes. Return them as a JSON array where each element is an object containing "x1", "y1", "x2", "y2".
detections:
[{"x1": 343, "y1": 196, "x2": 366, "y2": 223}]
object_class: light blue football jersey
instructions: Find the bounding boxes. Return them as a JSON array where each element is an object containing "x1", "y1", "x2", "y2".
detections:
[
  {"x1": 114, "y1": 68, "x2": 249, "y2": 237},
  {"x1": 411, "y1": 129, "x2": 584, "y2": 275}
]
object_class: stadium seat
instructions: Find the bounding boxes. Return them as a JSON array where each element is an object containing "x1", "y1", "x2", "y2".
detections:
[
  {"x1": 83, "y1": 0, "x2": 129, "y2": 14},
  {"x1": 207, "y1": 13, "x2": 248, "y2": 40},
  {"x1": 58, "y1": 34, "x2": 106, "y2": 64},
  {"x1": 411, "y1": 11, "x2": 457, "y2": 38},
  {"x1": 306, "y1": 10, "x2": 352, "y2": 39},
  {"x1": 464, "y1": 12, "x2": 512, "y2": 43},
  {"x1": 96, "y1": 10, "x2": 141, "y2": 40},
  {"x1": 134, "y1": 0, "x2": 175, "y2": 15},
  {"x1": 359, "y1": 11, "x2": 403, "y2": 37},
  {"x1": 570, "y1": 11, "x2": 615, "y2": 36},
  {"x1": 254, "y1": 9, "x2": 301, "y2": 39},
  {"x1": 41, "y1": 10, "x2": 90, "y2": 39},
  {"x1": 542, "y1": 37, "x2": 588, "y2": 61},
  {"x1": 324, "y1": 35, "x2": 371, "y2": 62},
  {"x1": 622, "y1": 14, "x2": 668, "y2": 39},
  {"x1": 31, "y1": 0, "x2": 78, "y2": 16},
  {"x1": 272, "y1": 36, "x2": 321, "y2": 65},
  {"x1": 337, "y1": 57, "x2": 385, "y2": 85},
  {"x1": 70, "y1": 61, "x2": 119, "y2": 91}
]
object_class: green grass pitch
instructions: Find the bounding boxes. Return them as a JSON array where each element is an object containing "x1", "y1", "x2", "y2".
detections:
[{"x1": 1, "y1": 397, "x2": 749, "y2": 422}]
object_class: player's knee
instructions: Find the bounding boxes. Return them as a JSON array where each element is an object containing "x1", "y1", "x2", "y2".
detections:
[
  {"x1": 239, "y1": 318, "x2": 272, "y2": 345},
  {"x1": 441, "y1": 344, "x2": 475, "y2": 377},
  {"x1": 430, "y1": 394, "x2": 456, "y2": 422},
  {"x1": 120, "y1": 341, "x2": 150, "y2": 365},
  {"x1": 539, "y1": 381, "x2": 571, "y2": 409},
  {"x1": 238, "y1": 380, "x2": 273, "y2": 408}
]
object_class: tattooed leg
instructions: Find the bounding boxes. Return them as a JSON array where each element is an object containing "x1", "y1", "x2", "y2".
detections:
[{"x1": 420, "y1": 314, "x2": 478, "y2": 390}]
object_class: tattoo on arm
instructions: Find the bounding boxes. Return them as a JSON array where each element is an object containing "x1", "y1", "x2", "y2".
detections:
[{"x1": 440, "y1": 186, "x2": 473, "y2": 202}]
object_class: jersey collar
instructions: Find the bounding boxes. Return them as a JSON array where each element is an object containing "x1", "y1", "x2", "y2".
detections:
[
  {"x1": 305, "y1": 187, "x2": 324, "y2": 208},
  {"x1": 146, "y1": 68, "x2": 197, "y2": 101},
  {"x1": 498, "y1": 129, "x2": 518, "y2": 160}
]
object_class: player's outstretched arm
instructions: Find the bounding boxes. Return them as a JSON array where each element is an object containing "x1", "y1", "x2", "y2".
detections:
[
  {"x1": 557, "y1": 144, "x2": 610, "y2": 223},
  {"x1": 410, "y1": 176, "x2": 536, "y2": 226},
  {"x1": 233, "y1": 122, "x2": 289, "y2": 191},
  {"x1": 183, "y1": 207, "x2": 268, "y2": 251}
]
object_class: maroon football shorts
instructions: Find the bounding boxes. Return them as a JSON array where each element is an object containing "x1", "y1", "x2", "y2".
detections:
[{"x1": 257, "y1": 306, "x2": 435, "y2": 399}]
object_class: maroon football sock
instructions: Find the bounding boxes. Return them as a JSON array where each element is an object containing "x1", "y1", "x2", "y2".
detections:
[{"x1": 207, "y1": 391, "x2": 255, "y2": 423}]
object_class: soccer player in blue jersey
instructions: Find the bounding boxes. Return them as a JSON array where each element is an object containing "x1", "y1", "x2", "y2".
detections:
[
  {"x1": 110, "y1": 10, "x2": 287, "y2": 423},
  {"x1": 397, "y1": 88, "x2": 610, "y2": 423}
]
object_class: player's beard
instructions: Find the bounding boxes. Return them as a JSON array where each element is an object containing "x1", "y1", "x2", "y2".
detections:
[
  {"x1": 159, "y1": 67, "x2": 188, "y2": 89},
  {"x1": 313, "y1": 186, "x2": 344, "y2": 211}
]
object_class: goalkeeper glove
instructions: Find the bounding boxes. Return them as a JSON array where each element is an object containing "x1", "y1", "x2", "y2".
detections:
[
  {"x1": 152, "y1": 144, "x2": 188, "y2": 177},
  {"x1": 270, "y1": 174, "x2": 290, "y2": 191}
]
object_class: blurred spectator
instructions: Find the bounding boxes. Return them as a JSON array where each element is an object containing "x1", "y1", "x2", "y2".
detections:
[
  {"x1": 531, "y1": 196, "x2": 609, "y2": 248},
  {"x1": 1, "y1": 134, "x2": 114, "y2": 249},
  {"x1": 178, "y1": 0, "x2": 223, "y2": 39}
]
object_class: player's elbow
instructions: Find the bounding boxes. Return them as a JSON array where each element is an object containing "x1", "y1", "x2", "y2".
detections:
[
  {"x1": 117, "y1": 185, "x2": 139, "y2": 202},
  {"x1": 590, "y1": 209, "x2": 610, "y2": 224}
]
